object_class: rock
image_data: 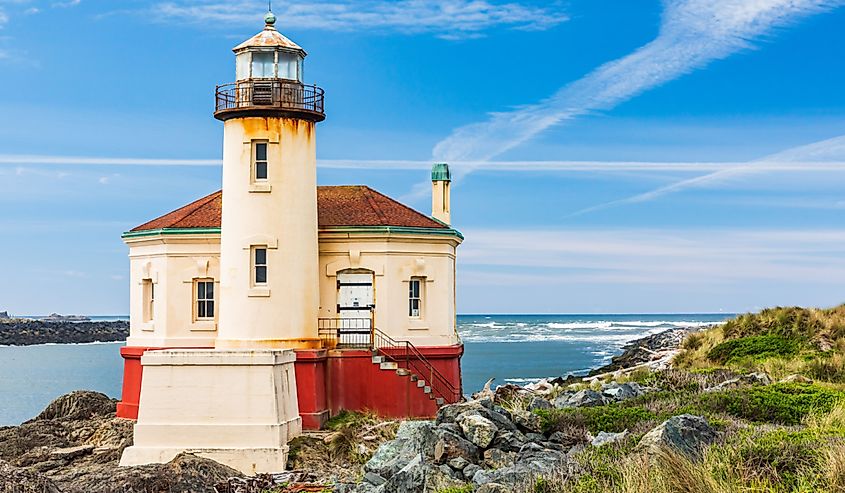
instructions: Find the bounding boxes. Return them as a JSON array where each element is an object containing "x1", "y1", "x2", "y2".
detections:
[
  {"x1": 780, "y1": 374, "x2": 813, "y2": 384},
  {"x1": 477, "y1": 483, "x2": 511, "y2": 493},
  {"x1": 510, "y1": 410, "x2": 542, "y2": 433},
  {"x1": 710, "y1": 372, "x2": 772, "y2": 392},
  {"x1": 457, "y1": 414, "x2": 498, "y2": 448},
  {"x1": 433, "y1": 429, "x2": 480, "y2": 464},
  {"x1": 527, "y1": 396, "x2": 553, "y2": 411},
  {"x1": 447, "y1": 457, "x2": 470, "y2": 471},
  {"x1": 490, "y1": 430, "x2": 528, "y2": 452},
  {"x1": 365, "y1": 436, "x2": 419, "y2": 479},
  {"x1": 436, "y1": 400, "x2": 488, "y2": 425},
  {"x1": 482, "y1": 448, "x2": 516, "y2": 469},
  {"x1": 591, "y1": 431, "x2": 629, "y2": 447},
  {"x1": 35, "y1": 391, "x2": 116, "y2": 422},
  {"x1": 424, "y1": 464, "x2": 466, "y2": 492},
  {"x1": 80, "y1": 453, "x2": 243, "y2": 493},
  {"x1": 0, "y1": 460, "x2": 62, "y2": 493},
  {"x1": 438, "y1": 423, "x2": 462, "y2": 436},
  {"x1": 0, "y1": 320, "x2": 129, "y2": 346},
  {"x1": 437, "y1": 463, "x2": 461, "y2": 480},
  {"x1": 552, "y1": 394, "x2": 572, "y2": 409},
  {"x1": 50, "y1": 444, "x2": 95, "y2": 460},
  {"x1": 567, "y1": 389, "x2": 607, "y2": 408},
  {"x1": 525, "y1": 432, "x2": 545, "y2": 443},
  {"x1": 381, "y1": 453, "x2": 425, "y2": 493},
  {"x1": 473, "y1": 444, "x2": 567, "y2": 487},
  {"x1": 639, "y1": 415, "x2": 716, "y2": 460},
  {"x1": 364, "y1": 471, "x2": 387, "y2": 486},
  {"x1": 463, "y1": 463, "x2": 481, "y2": 481},
  {"x1": 601, "y1": 382, "x2": 644, "y2": 402},
  {"x1": 364, "y1": 421, "x2": 437, "y2": 478}
]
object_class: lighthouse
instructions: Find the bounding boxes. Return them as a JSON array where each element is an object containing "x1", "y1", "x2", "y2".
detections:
[
  {"x1": 117, "y1": 8, "x2": 466, "y2": 476},
  {"x1": 119, "y1": 11, "x2": 319, "y2": 474},
  {"x1": 214, "y1": 11, "x2": 324, "y2": 349}
]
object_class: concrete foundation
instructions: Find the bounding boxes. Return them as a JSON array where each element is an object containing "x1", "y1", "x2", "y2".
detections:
[{"x1": 119, "y1": 348, "x2": 301, "y2": 475}]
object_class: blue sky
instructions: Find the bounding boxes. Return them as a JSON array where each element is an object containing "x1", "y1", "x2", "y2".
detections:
[{"x1": 1, "y1": 0, "x2": 845, "y2": 315}]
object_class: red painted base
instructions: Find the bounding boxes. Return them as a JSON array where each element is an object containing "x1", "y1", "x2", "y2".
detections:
[{"x1": 116, "y1": 344, "x2": 463, "y2": 428}]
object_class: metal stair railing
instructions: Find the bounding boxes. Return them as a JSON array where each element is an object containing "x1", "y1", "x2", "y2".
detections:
[{"x1": 372, "y1": 327, "x2": 462, "y2": 405}]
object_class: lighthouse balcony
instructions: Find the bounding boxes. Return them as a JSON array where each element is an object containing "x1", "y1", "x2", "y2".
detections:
[{"x1": 214, "y1": 79, "x2": 325, "y2": 122}]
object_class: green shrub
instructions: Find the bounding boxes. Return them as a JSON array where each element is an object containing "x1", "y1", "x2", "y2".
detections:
[
  {"x1": 703, "y1": 383, "x2": 845, "y2": 425},
  {"x1": 706, "y1": 335, "x2": 801, "y2": 364},
  {"x1": 712, "y1": 428, "x2": 825, "y2": 491},
  {"x1": 537, "y1": 405, "x2": 656, "y2": 434}
]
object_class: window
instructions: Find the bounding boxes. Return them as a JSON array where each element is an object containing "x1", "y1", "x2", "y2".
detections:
[
  {"x1": 278, "y1": 52, "x2": 299, "y2": 80},
  {"x1": 254, "y1": 142, "x2": 268, "y2": 181},
  {"x1": 409, "y1": 278, "x2": 423, "y2": 318},
  {"x1": 142, "y1": 279, "x2": 155, "y2": 322},
  {"x1": 252, "y1": 51, "x2": 275, "y2": 78},
  {"x1": 195, "y1": 280, "x2": 215, "y2": 320},
  {"x1": 254, "y1": 247, "x2": 268, "y2": 285}
]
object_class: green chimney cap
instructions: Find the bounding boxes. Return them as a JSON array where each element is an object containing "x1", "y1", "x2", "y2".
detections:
[{"x1": 431, "y1": 163, "x2": 451, "y2": 182}]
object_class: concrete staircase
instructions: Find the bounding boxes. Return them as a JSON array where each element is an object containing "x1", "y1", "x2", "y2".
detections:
[{"x1": 371, "y1": 352, "x2": 445, "y2": 407}]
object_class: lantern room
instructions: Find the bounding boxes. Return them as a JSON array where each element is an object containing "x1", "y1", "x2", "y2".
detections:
[{"x1": 233, "y1": 12, "x2": 305, "y2": 82}]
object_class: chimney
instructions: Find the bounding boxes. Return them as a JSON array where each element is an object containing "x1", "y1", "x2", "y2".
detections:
[{"x1": 431, "y1": 163, "x2": 451, "y2": 225}]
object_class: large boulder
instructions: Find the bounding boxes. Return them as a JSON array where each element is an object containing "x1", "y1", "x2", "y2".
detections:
[
  {"x1": 601, "y1": 382, "x2": 645, "y2": 402},
  {"x1": 566, "y1": 389, "x2": 607, "y2": 408},
  {"x1": 591, "y1": 430, "x2": 629, "y2": 448},
  {"x1": 472, "y1": 443, "x2": 568, "y2": 487},
  {"x1": 364, "y1": 420, "x2": 437, "y2": 479},
  {"x1": 34, "y1": 391, "x2": 116, "y2": 422},
  {"x1": 0, "y1": 460, "x2": 62, "y2": 493},
  {"x1": 72, "y1": 453, "x2": 243, "y2": 493},
  {"x1": 433, "y1": 429, "x2": 480, "y2": 464},
  {"x1": 510, "y1": 410, "x2": 542, "y2": 434},
  {"x1": 638, "y1": 415, "x2": 716, "y2": 460},
  {"x1": 457, "y1": 414, "x2": 498, "y2": 448}
]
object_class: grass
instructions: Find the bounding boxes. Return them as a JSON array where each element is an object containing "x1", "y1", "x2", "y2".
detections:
[
  {"x1": 706, "y1": 335, "x2": 802, "y2": 364},
  {"x1": 514, "y1": 305, "x2": 845, "y2": 493},
  {"x1": 674, "y1": 305, "x2": 845, "y2": 384}
]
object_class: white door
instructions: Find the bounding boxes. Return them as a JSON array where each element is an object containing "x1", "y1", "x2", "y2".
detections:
[{"x1": 337, "y1": 272, "x2": 374, "y2": 346}]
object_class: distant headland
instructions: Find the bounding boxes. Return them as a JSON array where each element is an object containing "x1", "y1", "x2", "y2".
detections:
[{"x1": 0, "y1": 314, "x2": 128, "y2": 346}]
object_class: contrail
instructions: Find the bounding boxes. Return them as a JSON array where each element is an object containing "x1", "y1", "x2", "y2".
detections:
[
  {"x1": 570, "y1": 133, "x2": 845, "y2": 216},
  {"x1": 432, "y1": 0, "x2": 843, "y2": 167}
]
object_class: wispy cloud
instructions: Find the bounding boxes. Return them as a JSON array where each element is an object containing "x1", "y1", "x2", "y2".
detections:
[
  {"x1": 147, "y1": 0, "x2": 567, "y2": 39},
  {"x1": 433, "y1": 0, "x2": 843, "y2": 162},
  {"x1": 572, "y1": 133, "x2": 845, "y2": 215},
  {"x1": 0, "y1": 154, "x2": 221, "y2": 166},
  {"x1": 459, "y1": 228, "x2": 845, "y2": 286},
  {"x1": 5, "y1": 153, "x2": 845, "y2": 174}
]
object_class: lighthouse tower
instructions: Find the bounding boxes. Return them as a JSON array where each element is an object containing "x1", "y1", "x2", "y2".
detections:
[
  {"x1": 214, "y1": 11, "x2": 324, "y2": 348},
  {"x1": 119, "y1": 12, "x2": 320, "y2": 474}
]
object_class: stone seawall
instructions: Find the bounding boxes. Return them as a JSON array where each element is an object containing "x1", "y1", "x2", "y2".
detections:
[{"x1": 0, "y1": 320, "x2": 129, "y2": 346}]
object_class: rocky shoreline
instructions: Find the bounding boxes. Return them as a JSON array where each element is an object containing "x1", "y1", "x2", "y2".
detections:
[
  {"x1": 0, "y1": 324, "x2": 711, "y2": 492},
  {"x1": 0, "y1": 320, "x2": 129, "y2": 346}
]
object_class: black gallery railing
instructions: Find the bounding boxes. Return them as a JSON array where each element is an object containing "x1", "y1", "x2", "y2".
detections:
[{"x1": 214, "y1": 79, "x2": 325, "y2": 118}]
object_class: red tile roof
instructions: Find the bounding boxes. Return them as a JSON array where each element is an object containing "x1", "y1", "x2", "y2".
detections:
[{"x1": 130, "y1": 186, "x2": 448, "y2": 232}]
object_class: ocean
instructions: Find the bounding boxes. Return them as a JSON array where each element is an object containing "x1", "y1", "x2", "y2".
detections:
[{"x1": 0, "y1": 314, "x2": 731, "y2": 426}]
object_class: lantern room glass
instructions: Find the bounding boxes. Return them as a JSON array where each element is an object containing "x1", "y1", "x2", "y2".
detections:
[
  {"x1": 235, "y1": 50, "x2": 304, "y2": 81},
  {"x1": 252, "y1": 52, "x2": 275, "y2": 78}
]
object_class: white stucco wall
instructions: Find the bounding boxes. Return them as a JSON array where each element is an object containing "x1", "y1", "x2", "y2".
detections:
[
  {"x1": 125, "y1": 230, "x2": 461, "y2": 348},
  {"x1": 125, "y1": 234, "x2": 221, "y2": 348},
  {"x1": 217, "y1": 117, "x2": 320, "y2": 348}
]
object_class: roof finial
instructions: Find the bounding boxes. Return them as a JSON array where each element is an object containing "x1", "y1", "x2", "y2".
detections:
[{"x1": 264, "y1": 2, "x2": 276, "y2": 27}]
